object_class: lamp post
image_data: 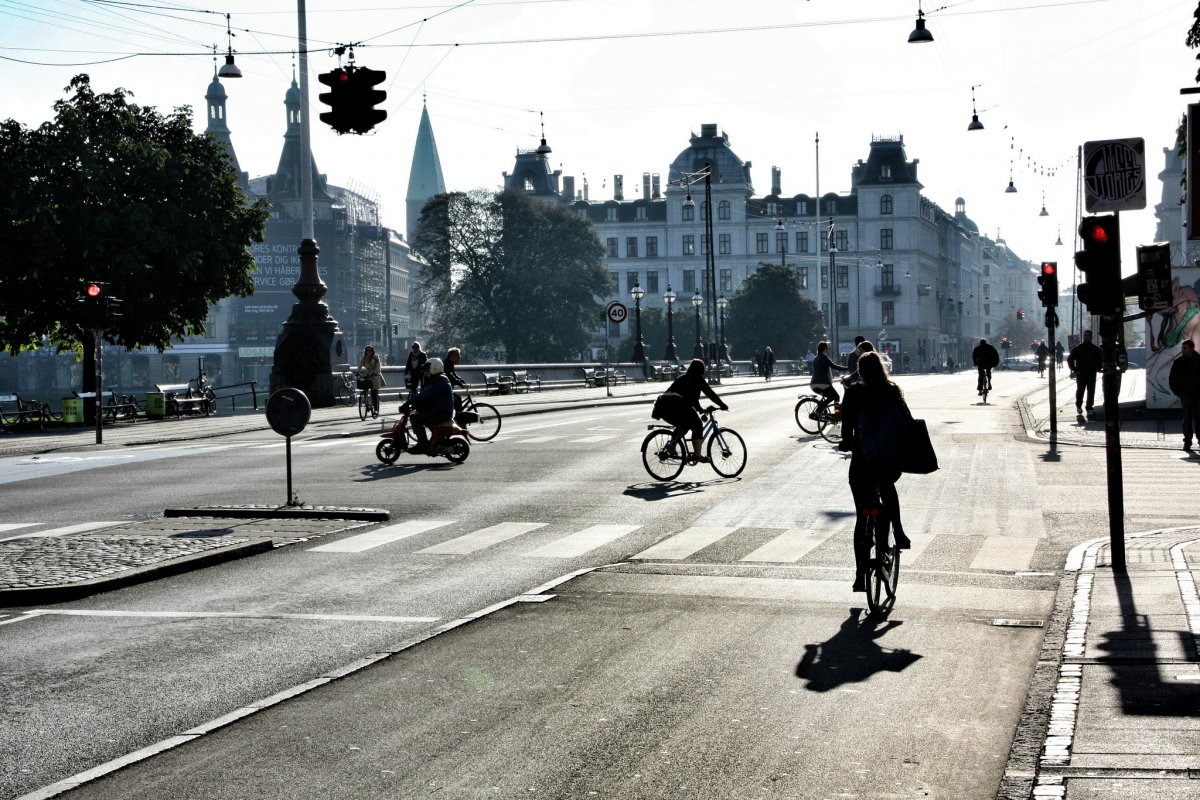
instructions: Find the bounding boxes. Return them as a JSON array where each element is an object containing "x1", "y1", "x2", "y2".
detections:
[
  {"x1": 679, "y1": 164, "x2": 718, "y2": 364},
  {"x1": 663, "y1": 285, "x2": 678, "y2": 362},
  {"x1": 775, "y1": 218, "x2": 787, "y2": 268},
  {"x1": 828, "y1": 217, "x2": 839, "y2": 357},
  {"x1": 630, "y1": 279, "x2": 646, "y2": 375},
  {"x1": 716, "y1": 295, "x2": 729, "y2": 364},
  {"x1": 692, "y1": 291, "x2": 704, "y2": 359}
]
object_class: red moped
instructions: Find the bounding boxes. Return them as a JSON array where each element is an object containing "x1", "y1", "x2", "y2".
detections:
[{"x1": 376, "y1": 407, "x2": 470, "y2": 465}]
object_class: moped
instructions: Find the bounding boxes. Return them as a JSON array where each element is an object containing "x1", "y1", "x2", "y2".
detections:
[{"x1": 376, "y1": 407, "x2": 470, "y2": 465}]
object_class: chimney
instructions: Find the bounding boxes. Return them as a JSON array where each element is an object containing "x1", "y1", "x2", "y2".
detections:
[
  {"x1": 701, "y1": 123, "x2": 718, "y2": 138},
  {"x1": 642, "y1": 172, "x2": 651, "y2": 200},
  {"x1": 772, "y1": 166, "x2": 781, "y2": 196},
  {"x1": 563, "y1": 176, "x2": 575, "y2": 202},
  {"x1": 652, "y1": 173, "x2": 661, "y2": 199},
  {"x1": 614, "y1": 174, "x2": 624, "y2": 201}
]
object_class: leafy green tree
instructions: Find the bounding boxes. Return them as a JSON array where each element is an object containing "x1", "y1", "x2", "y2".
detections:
[
  {"x1": 0, "y1": 75, "x2": 269, "y2": 389},
  {"x1": 724, "y1": 263, "x2": 823, "y2": 360},
  {"x1": 412, "y1": 189, "x2": 609, "y2": 362}
]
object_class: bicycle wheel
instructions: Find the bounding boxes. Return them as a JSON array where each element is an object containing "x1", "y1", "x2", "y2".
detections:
[
  {"x1": 795, "y1": 397, "x2": 821, "y2": 434},
  {"x1": 865, "y1": 517, "x2": 900, "y2": 616},
  {"x1": 335, "y1": 378, "x2": 355, "y2": 407},
  {"x1": 358, "y1": 390, "x2": 369, "y2": 421},
  {"x1": 819, "y1": 412, "x2": 843, "y2": 444},
  {"x1": 641, "y1": 430, "x2": 685, "y2": 481},
  {"x1": 707, "y1": 427, "x2": 747, "y2": 478},
  {"x1": 467, "y1": 402, "x2": 501, "y2": 441}
]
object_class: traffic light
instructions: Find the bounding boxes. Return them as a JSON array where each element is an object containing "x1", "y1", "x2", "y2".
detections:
[
  {"x1": 1075, "y1": 215, "x2": 1123, "y2": 315},
  {"x1": 317, "y1": 66, "x2": 387, "y2": 135},
  {"x1": 1037, "y1": 262, "x2": 1058, "y2": 307},
  {"x1": 81, "y1": 281, "x2": 108, "y2": 328},
  {"x1": 1134, "y1": 242, "x2": 1172, "y2": 311},
  {"x1": 104, "y1": 295, "x2": 123, "y2": 326}
]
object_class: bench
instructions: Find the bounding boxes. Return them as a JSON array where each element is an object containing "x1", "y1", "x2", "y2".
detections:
[
  {"x1": 75, "y1": 390, "x2": 139, "y2": 423},
  {"x1": 510, "y1": 370, "x2": 540, "y2": 393},
  {"x1": 650, "y1": 364, "x2": 679, "y2": 381},
  {"x1": 606, "y1": 368, "x2": 628, "y2": 386},
  {"x1": 581, "y1": 368, "x2": 605, "y2": 388},
  {"x1": 0, "y1": 394, "x2": 49, "y2": 431},
  {"x1": 482, "y1": 373, "x2": 502, "y2": 396},
  {"x1": 155, "y1": 383, "x2": 212, "y2": 417}
]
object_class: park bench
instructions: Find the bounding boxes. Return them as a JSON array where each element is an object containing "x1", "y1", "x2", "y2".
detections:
[
  {"x1": 0, "y1": 394, "x2": 49, "y2": 431},
  {"x1": 482, "y1": 372, "x2": 502, "y2": 396},
  {"x1": 510, "y1": 370, "x2": 540, "y2": 393},
  {"x1": 650, "y1": 364, "x2": 677, "y2": 381},
  {"x1": 156, "y1": 383, "x2": 212, "y2": 417},
  {"x1": 496, "y1": 373, "x2": 515, "y2": 394},
  {"x1": 605, "y1": 368, "x2": 628, "y2": 386},
  {"x1": 581, "y1": 368, "x2": 605, "y2": 388},
  {"x1": 75, "y1": 390, "x2": 139, "y2": 423}
]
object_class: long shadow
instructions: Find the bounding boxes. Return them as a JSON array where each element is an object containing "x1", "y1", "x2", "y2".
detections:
[
  {"x1": 355, "y1": 461, "x2": 458, "y2": 481},
  {"x1": 624, "y1": 477, "x2": 731, "y2": 500},
  {"x1": 1095, "y1": 570, "x2": 1200, "y2": 716},
  {"x1": 794, "y1": 607, "x2": 922, "y2": 692}
]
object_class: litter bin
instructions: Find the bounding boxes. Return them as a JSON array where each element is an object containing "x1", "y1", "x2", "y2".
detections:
[
  {"x1": 145, "y1": 392, "x2": 166, "y2": 419},
  {"x1": 61, "y1": 397, "x2": 83, "y2": 425}
]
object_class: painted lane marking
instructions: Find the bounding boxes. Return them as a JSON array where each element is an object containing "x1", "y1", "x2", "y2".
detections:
[
  {"x1": 739, "y1": 528, "x2": 836, "y2": 563},
  {"x1": 568, "y1": 435, "x2": 617, "y2": 444},
  {"x1": 416, "y1": 522, "x2": 547, "y2": 555},
  {"x1": 307, "y1": 520, "x2": 454, "y2": 553},
  {"x1": 525, "y1": 524, "x2": 641, "y2": 559},
  {"x1": 633, "y1": 527, "x2": 737, "y2": 560},
  {"x1": 12, "y1": 608, "x2": 438, "y2": 623}
]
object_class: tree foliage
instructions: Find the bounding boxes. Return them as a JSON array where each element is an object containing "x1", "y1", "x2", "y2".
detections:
[
  {"x1": 0, "y1": 75, "x2": 269, "y2": 371},
  {"x1": 412, "y1": 189, "x2": 609, "y2": 362},
  {"x1": 724, "y1": 263, "x2": 823, "y2": 359}
]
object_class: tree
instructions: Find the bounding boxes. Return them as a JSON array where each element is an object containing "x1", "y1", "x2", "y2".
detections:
[
  {"x1": 724, "y1": 264, "x2": 823, "y2": 359},
  {"x1": 0, "y1": 75, "x2": 269, "y2": 389},
  {"x1": 412, "y1": 189, "x2": 609, "y2": 362}
]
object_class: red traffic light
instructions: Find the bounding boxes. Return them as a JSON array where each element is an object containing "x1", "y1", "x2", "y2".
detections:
[
  {"x1": 1041, "y1": 262, "x2": 1056, "y2": 276},
  {"x1": 85, "y1": 283, "x2": 102, "y2": 298},
  {"x1": 1082, "y1": 221, "x2": 1110, "y2": 244}
]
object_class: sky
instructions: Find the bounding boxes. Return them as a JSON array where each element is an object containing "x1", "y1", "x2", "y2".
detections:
[{"x1": 3, "y1": 0, "x2": 1198, "y2": 273}]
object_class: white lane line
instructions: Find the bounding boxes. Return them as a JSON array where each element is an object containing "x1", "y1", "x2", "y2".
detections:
[
  {"x1": 902, "y1": 533, "x2": 937, "y2": 564},
  {"x1": 513, "y1": 436, "x2": 562, "y2": 444},
  {"x1": 0, "y1": 521, "x2": 125, "y2": 542},
  {"x1": 248, "y1": 442, "x2": 286, "y2": 449},
  {"x1": 525, "y1": 524, "x2": 641, "y2": 559},
  {"x1": 740, "y1": 528, "x2": 836, "y2": 563},
  {"x1": 502, "y1": 417, "x2": 600, "y2": 435},
  {"x1": 0, "y1": 523, "x2": 37, "y2": 532},
  {"x1": 569, "y1": 435, "x2": 617, "y2": 444},
  {"x1": 16, "y1": 609, "x2": 438, "y2": 623},
  {"x1": 416, "y1": 522, "x2": 547, "y2": 555},
  {"x1": 633, "y1": 527, "x2": 736, "y2": 560},
  {"x1": 970, "y1": 536, "x2": 1041, "y2": 572},
  {"x1": 296, "y1": 440, "x2": 350, "y2": 449},
  {"x1": 307, "y1": 520, "x2": 454, "y2": 553}
]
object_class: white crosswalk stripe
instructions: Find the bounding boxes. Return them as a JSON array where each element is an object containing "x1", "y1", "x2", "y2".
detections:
[
  {"x1": 0, "y1": 521, "x2": 125, "y2": 542},
  {"x1": 416, "y1": 522, "x2": 547, "y2": 555},
  {"x1": 739, "y1": 528, "x2": 836, "y2": 563},
  {"x1": 634, "y1": 527, "x2": 736, "y2": 560},
  {"x1": 307, "y1": 520, "x2": 454, "y2": 553},
  {"x1": 525, "y1": 524, "x2": 641, "y2": 559}
]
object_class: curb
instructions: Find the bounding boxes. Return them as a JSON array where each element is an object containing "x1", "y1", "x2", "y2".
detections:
[{"x1": 162, "y1": 506, "x2": 391, "y2": 522}]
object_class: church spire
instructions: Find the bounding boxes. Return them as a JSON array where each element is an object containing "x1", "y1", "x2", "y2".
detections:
[
  {"x1": 267, "y1": 73, "x2": 330, "y2": 206},
  {"x1": 406, "y1": 96, "x2": 446, "y2": 241},
  {"x1": 204, "y1": 52, "x2": 248, "y2": 189}
]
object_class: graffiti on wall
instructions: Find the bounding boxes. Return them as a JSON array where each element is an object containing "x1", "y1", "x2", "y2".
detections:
[{"x1": 1145, "y1": 268, "x2": 1200, "y2": 410}]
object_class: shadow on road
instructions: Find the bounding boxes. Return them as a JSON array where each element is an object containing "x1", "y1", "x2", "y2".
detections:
[
  {"x1": 624, "y1": 478, "x2": 730, "y2": 500},
  {"x1": 794, "y1": 607, "x2": 922, "y2": 692},
  {"x1": 355, "y1": 461, "x2": 461, "y2": 481}
]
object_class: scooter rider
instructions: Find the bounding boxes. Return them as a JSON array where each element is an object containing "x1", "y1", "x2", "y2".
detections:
[{"x1": 400, "y1": 357, "x2": 454, "y2": 453}]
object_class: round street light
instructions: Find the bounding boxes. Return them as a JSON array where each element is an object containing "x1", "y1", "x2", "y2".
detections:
[
  {"x1": 691, "y1": 291, "x2": 704, "y2": 359},
  {"x1": 630, "y1": 280, "x2": 646, "y2": 369},
  {"x1": 716, "y1": 295, "x2": 729, "y2": 364}
]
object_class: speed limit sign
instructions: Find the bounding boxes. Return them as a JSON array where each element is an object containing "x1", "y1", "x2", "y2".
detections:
[{"x1": 606, "y1": 302, "x2": 628, "y2": 324}]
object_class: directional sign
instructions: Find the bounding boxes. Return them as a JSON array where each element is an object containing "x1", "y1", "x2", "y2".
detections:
[
  {"x1": 1083, "y1": 137, "x2": 1146, "y2": 213},
  {"x1": 606, "y1": 301, "x2": 628, "y2": 324}
]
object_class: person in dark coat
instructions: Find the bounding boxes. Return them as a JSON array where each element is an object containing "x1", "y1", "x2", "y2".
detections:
[
  {"x1": 400, "y1": 357, "x2": 453, "y2": 453},
  {"x1": 404, "y1": 341, "x2": 428, "y2": 393},
  {"x1": 761, "y1": 347, "x2": 776, "y2": 381},
  {"x1": 1067, "y1": 330, "x2": 1102, "y2": 416},
  {"x1": 654, "y1": 358, "x2": 728, "y2": 463},
  {"x1": 972, "y1": 338, "x2": 1000, "y2": 395},
  {"x1": 1169, "y1": 339, "x2": 1200, "y2": 450}
]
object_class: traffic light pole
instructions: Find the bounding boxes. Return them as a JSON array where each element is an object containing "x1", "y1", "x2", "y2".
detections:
[
  {"x1": 94, "y1": 328, "x2": 103, "y2": 446},
  {"x1": 1099, "y1": 313, "x2": 1126, "y2": 571},
  {"x1": 1045, "y1": 309, "x2": 1058, "y2": 443}
]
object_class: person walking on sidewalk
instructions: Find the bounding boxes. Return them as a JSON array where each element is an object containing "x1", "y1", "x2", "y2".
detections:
[
  {"x1": 404, "y1": 342, "x2": 428, "y2": 394},
  {"x1": 1067, "y1": 330, "x2": 1103, "y2": 417},
  {"x1": 1169, "y1": 339, "x2": 1200, "y2": 450},
  {"x1": 761, "y1": 346, "x2": 776, "y2": 382}
]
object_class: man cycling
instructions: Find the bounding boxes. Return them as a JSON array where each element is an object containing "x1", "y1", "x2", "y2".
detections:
[
  {"x1": 810, "y1": 341, "x2": 850, "y2": 412},
  {"x1": 972, "y1": 338, "x2": 1000, "y2": 396}
]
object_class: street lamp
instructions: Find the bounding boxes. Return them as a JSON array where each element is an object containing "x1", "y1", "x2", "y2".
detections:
[
  {"x1": 663, "y1": 285, "x2": 678, "y2": 362},
  {"x1": 775, "y1": 218, "x2": 787, "y2": 268},
  {"x1": 716, "y1": 295, "x2": 729, "y2": 364},
  {"x1": 678, "y1": 164, "x2": 718, "y2": 363},
  {"x1": 828, "y1": 218, "x2": 839, "y2": 356},
  {"x1": 692, "y1": 291, "x2": 704, "y2": 359},
  {"x1": 630, "y1": 279, "x2": 646, "y2": 373}
]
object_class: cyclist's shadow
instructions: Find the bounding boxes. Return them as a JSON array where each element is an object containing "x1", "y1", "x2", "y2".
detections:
[{"x1": 794, "y1": 607, "x2": 922, "y2": 692}]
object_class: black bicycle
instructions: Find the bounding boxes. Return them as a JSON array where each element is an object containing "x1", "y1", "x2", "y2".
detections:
[
  {"x1": 794, "y1": 394, "x2": 843, "y2": 443},
  {"x1": 455, "y1": 389, "x2": 501, "y2": 442},
  {"x1": 641, "y1": 407, "x2": 747, "y2": 481},
  {"x1": 357, "y1": 376, "x2": 379, "y2": 420},
  {"x1": 856, "y1": 499, "x2": 900, "y2": 616}
]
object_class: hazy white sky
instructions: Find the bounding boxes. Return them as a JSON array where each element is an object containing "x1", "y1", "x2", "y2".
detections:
[{"x1": 3, "y1": 0, "x2": 1197, "y2": 271}]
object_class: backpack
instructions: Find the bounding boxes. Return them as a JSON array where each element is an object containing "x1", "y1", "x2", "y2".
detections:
[{"x1": 857, "y1": 405, "x2": 909, "y2": 471}]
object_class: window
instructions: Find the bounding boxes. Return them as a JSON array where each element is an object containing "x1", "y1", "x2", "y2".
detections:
[
  {"x1": 626, "y1": 237, "x2": 638, "y2": 258},
  {"x1": 756, "y1": 232, "x2": 769, "y2": 254},
  {"x1": 983, "y1": 303, "x2": 991, "y2": 316},
  {"x1": 881, "y1": 165, "x2": 892, "y2": 180},
  {"x1": 797, "y1": 200, "x2": 808, "y2": 215},
  {"x1": 880, "y1": 194, "x2": 893, "y2": 215},
  {"x1": 821, "y1": 232, "x2": 829, "y2": 252},
  {"x1": 798, "y1": 231, "x2": 809, "y2": 253},
  {"x1": 606, "y1": 207, "x2": 617, "y2": 222},
  {"x1": 626, "y1": 272, "x2": 639, "y2": 293},
  {"x1": 646, "y1": 236, "x2": 658, "y2": 257},
  {"x1": 682, "y1": 204, "x2": 694, "y2": 222},
  {"x1": 825, "y1": 198, "x2": 837, "y2": 215},
  {"x1": 983, "y1": 264, "x2": 991, "y2": 277},
  {"x1": 682, "y1": 235, "x2": 695, "y2": 255},
  {"x1": 799, "y1": 267, "x2": 809, "y2": 289},
  {"x1": 701, "y1": 201, "x2": 710, "y2": 221},
  {"x1": 683, "y1": 270, "x2": 696, "y2": 293},
  {"x1": 719, "y1": 200, "x2": 731, "y2": 220},
  {"x1": 881, "y1": 264, "x2": 894, "y2": 287},
  {"x1": 609, "y1": 272, "x2": 619, "y2": 293},
  {"x1": 837, "y1": 302, "x2": 849, "y2": 327},
  {"x1": 985, "y1": 322, "x2": 992, "y2": 336},
  {"x1": 701, "y1": 235, "x2": 710, "y2": 255},
  {"x1": 882, "y1": 301, "x2": 895, "y2": 326},
  {"x1": 635, "y1": 206, "x2": 647, "y2": 221},
  {"x1": 837, "y1": 264, "x2": 849, "y2": 289},
  {"x1": 646, "y1": 271, "x2": 659, "y2": 294},
  {"x1": 776, "y1": 231, "x2": 788, "y2": 254},
  {"x1": 524, "y1": 177, "x2": 534, "y2": 192},
  {"x1": 720, "y1": 269, "x2": 732, "y2": 293},
  {"x1": 607, "y1": 238, "x2": 619, "y2": 258},
  {"x1": 767, "y1": 201, "x2": 778, "y2": 215},
  {"x1": 821, "y1": 265, "x2": 829, "y2": 289},
  {"x1": 719, "y1": 233, "x2": 731, "y2": 255},
  {"x1": 880, "y1": 228, "x2": 894, "y2": 250},
  {"x1": 835, "y1": 230, "x2": 849, "y2": 251}
]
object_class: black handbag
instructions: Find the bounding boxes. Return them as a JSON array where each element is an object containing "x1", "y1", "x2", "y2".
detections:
[{"x1": 900, "y1": 418, "x2": 938, "y2": 474}]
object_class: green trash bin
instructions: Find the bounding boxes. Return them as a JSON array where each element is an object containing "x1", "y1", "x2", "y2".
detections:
[
  {"x1": 61, "y1": 397, "x2": 83, "y2": 425},
  {"x1": 145, "y1": 392, "x2": 166, "y2": 419}
]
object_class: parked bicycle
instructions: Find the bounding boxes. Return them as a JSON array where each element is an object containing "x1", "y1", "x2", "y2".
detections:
[
  {"x1": 856, "y1": 498, "x2": 901, "y2": 616},
  {"x1": 641, "y1": 406, "x2": 746, "y2": 481},
  {"x1": 454, "y1": 389, "x2": 501, "y2": 441},
  {"x1": 334, "y1": 372, "x2": 358, "y2": 407},
  {"x1": 376, "y1": 407, "x2": 470, "y2": 465},
  {"x1": 794, "y1": 394, "x2": 843, "y2": 443}
]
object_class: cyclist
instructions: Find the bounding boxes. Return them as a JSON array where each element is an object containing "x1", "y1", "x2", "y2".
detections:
[
  {"x1": 399, "y1": 357, "x2": 453, "y2": 454},
  {"x1": 357, "y1": 345, "x2": 382, "y2": 413},
  {"x1": 810, "y1": 340, "x2": 850, "y2": 413},
  {"x1": 972, "y1": 338, "x2": 999, "y2": 396},
  {"x1": 839, "y1": 351, "x2": 913, "y2": 591},
  {"x1": 1035, "y1": 341, "x2": 1049, "y2": 377},
  {"x1": 653, "y1": 357, "x2": 728, "y2": 464},
  {"x1": 444, "y1": 347, "x2": 468, "y2": 389}
]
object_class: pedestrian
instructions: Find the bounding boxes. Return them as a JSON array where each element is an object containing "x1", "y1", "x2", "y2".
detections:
[
  {"x1": 357, "y1": 344, "x2": 382, "y2": 412},
  {"x1": 1067, "y1": 330, "x2": 1102, "y2": 417},
  {"x1": 761, "y1": 346, "x2": 776, "y2": 382},
  {"x1": 404, "y1": 341, "x2": 428, "y2": 394},
  {"x1": 1169, "y1": 339, "x2": 1200, "y2": 450},
  {"x1": 902, "y1": 352, "x2": 911, "y2": 374},
  {"x1": 1055, "y1": 341, "x2": 1065, "y2": 368},
  {"x1": 751, "y1": 355, "x2": 760, "y2": 377}
]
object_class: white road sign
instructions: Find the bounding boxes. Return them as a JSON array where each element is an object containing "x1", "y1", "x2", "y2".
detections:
[
  {"x1": 606, "y1": 301, "x2": 628, "y2": 324},
  {"x1": 1083, "y1": 137, "x2": 1146, "y2": 213}
]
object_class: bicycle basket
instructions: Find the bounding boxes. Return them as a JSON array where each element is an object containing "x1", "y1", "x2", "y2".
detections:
[{"x1": 356, "y1": 377, "x2": 372, "y2": 391}]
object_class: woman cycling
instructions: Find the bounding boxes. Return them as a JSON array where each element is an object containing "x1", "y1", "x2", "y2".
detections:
[
  {"x1": 357, "y1": 345, "x2": 382, "y2": 412},
  {"x1": 653, "y1": 358, "x2": 728, "y2": 463},
  {"x1": 839, "y1": 351, "x2": 912, "y2": 591}
]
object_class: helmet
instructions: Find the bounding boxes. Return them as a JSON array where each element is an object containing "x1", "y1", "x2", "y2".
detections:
[{"x1": 426, "y1": 357, "x2": 444, "y2": 375}]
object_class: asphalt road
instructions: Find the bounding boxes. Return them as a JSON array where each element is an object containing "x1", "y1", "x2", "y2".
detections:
[{"x1": 3, "y1": 370, "x2": 1176, "y2": 799}]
